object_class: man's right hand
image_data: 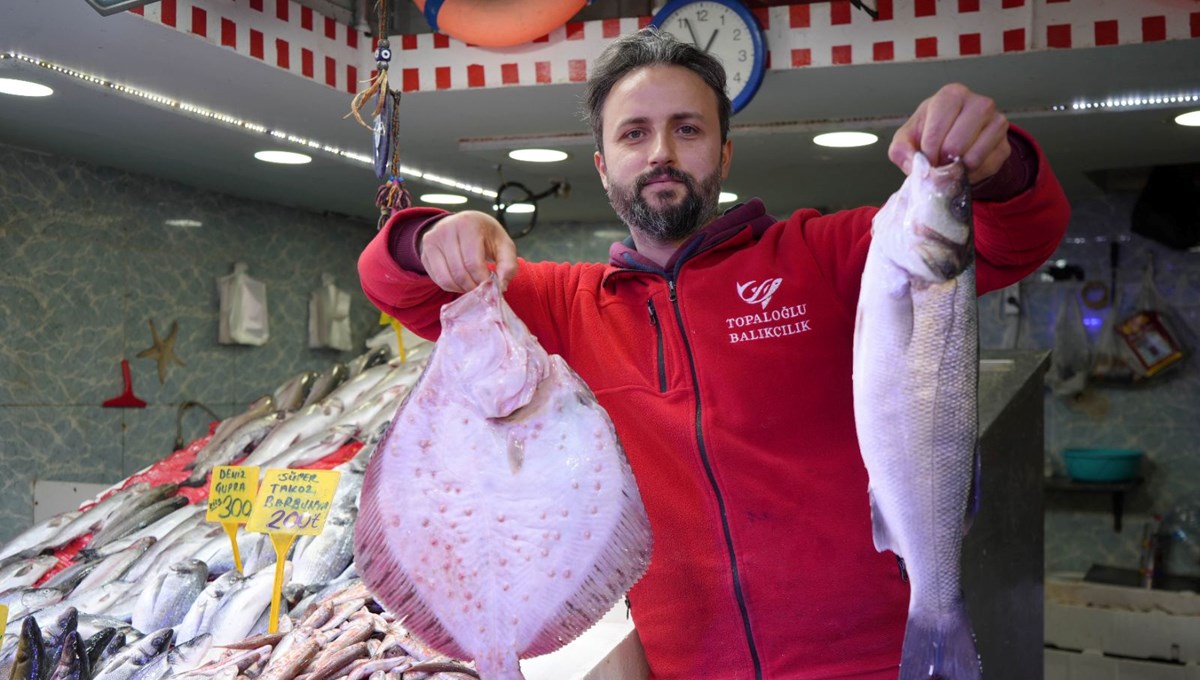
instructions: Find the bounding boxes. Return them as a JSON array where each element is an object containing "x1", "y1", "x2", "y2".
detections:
[{"x1": 419, "y1": 211, "x2": 518, "y2": 293}]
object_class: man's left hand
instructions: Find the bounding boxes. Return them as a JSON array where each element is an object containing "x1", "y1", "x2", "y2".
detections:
[{"x1": 889, "y1": 83, "x2": 1010, "y2": 185}]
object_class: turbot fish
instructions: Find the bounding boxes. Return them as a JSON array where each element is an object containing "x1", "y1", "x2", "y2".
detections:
[
  {"x1": 355, "y1": 276, "x2": 653, "y2": 680},
  {"x1": 852, "y1": 152, "x2": 981, "y2": 679}
]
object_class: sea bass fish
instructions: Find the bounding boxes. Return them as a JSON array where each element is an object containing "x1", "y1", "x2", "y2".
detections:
[
  {"x1": 355, "y1": 276, "x2": 653, "y2": 680},
  {"x1": 852, "y1": 151, "x2": 981, "y2": 680}
]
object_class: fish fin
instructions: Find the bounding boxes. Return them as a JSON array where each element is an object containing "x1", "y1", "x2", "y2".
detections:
[
  {"x1": 868, "y1": 486, "x2": 901, "y2": 556},
  {"x1": 898, "y1": 602, "x2": 981, "y2": 680},
  {"x1": 962, "y1": 443, "x2": 982, "y2": 538}
]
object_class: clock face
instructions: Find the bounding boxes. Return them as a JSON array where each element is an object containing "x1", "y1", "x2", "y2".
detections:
[{"x1": 652, "y1": 0, "x2": 766, "y2": 114}]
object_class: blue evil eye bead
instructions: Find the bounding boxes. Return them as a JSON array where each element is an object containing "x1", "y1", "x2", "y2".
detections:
[{"x1": 377, "y1": 47, "x2": 392, "y2": 62}]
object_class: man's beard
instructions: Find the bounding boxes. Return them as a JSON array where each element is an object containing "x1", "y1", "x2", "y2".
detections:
[{"x1": 607, "y1": 165, "x2": 723, "y2": 243}]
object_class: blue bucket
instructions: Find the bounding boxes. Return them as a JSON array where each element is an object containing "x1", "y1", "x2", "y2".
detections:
[{"x1": 1062, "y1": 448, "x2": 1142, "y2": 483}]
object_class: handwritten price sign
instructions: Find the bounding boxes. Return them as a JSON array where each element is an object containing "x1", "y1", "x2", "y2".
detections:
[
  {"x1": 247, "y1": 468, "x2": 341, "y2": 536},
  {"x1": 206, "y1": 466, "x2": 259, "y2": 523}
]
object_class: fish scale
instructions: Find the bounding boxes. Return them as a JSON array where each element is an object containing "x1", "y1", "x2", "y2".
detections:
[
  {"x1": 355, "y1": 277, "x2": 652, "y2": 680},
  {"x1": 852, "y1": 151, "x2": 981, "y2": 680}
]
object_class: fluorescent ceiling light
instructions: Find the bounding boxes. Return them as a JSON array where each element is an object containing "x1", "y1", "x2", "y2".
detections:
[
  {"x1": 813, "y1": 132, "x2": 878, "y2": 148},
  {"x1": 508, "y1": 148, "x2": 568, "y2": 163},
  {"x1": 421, "y1": 193, "x2": 468, "y2": 205},
  {"x1": 502, "y1": 203, "x2": 536, "y2": 213},
  {"x1": 0, "y1": 77, "x2": 53, "y2": 97},
  {"x1": 1175, "y1": 110, "x2": 1200, "y2": 127},
  {"x1": 164, "y1": 218, "x2": 202, "y2": 227},
  {"x1": 255, "y1": 150, "x2": 311, "y2": 164},
  {"x1": 718, "y1": 192, "x2": 738, "y2": 204}
]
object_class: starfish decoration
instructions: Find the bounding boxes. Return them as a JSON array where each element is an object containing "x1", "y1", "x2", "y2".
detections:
[{"x1": 137, "y1": 319, "x2": 186, "y2": 384}]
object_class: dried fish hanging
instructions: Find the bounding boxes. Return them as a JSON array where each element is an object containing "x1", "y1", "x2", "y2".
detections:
[{"x1": 346, "y1": 1, "x2": 411, "y2": 228}]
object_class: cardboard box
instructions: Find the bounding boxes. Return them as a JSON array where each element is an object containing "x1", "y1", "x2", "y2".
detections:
[
  {"x1": 1045, "y1": 648, "x2": 1200, "y2": 680},
  {"x1": 1046, "y1": 577, "x2": 1200, "y2": 664}
]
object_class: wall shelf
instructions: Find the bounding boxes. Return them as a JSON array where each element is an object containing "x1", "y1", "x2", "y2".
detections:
[{"x1": 1045, "y1": 477, "x2": 1143, "y2": 532}]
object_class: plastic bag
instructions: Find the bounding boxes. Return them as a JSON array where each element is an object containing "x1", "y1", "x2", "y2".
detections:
[
  {"x1": 1045, "y1": 287, "x2": 1091, "y2": 397},
  {"x1": 1090, "y1": 292, "x2": 1137, "y2": 384},
  {"x1": 308, "y1": 274, "x2": 353, "y2": 352},
  {"x1": 217, "y1": 262, "x2": 269, "y2": 346},
  {"x1": 1114, "y1": 259, "x2": 1191, "y2": 380}
]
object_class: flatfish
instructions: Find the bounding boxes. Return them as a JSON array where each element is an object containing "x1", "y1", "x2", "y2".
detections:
[{"x1": 355, "y1": 276, "x2": 652, "y2": 680}]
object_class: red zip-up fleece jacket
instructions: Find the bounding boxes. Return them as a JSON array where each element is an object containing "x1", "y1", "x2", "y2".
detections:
[{"x1": 358, "y1": 128, "x2": 1070, "y2": 680}]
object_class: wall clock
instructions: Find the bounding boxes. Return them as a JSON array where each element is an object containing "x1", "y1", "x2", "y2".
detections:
[{"x1": 650, "y1": 0, "x2": 767, "y2": 114}]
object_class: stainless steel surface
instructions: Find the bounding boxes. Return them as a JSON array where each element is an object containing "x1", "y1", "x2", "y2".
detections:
[{"x1": 967, "y1": 349, "x2": 1050, "y2": 680}]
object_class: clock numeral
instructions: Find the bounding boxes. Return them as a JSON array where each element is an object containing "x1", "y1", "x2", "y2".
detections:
[
  {"x1": 696, "y1": 9, "x2": 709, "y2": 22},
  {"x1": 733, "y1": 28, "x2": 741, "y2": 41},
  {"x1": 738, "y1": 49, "x2": 748, "y2": 62},
  {"x1": 733, "y1": 72, "x2": 742, "y2": 82}
]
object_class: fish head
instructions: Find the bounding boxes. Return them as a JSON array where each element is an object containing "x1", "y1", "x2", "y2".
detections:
[
  {"x1": 873, "y1": 152, "x2": 973, "y2": 285},
  {"x1": 439, "y1": 276, "x2": 549, "y2": 418}
]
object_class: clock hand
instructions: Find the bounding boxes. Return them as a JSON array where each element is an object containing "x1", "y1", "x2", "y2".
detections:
[
  {"x1": 702, "y1": 29, "x2": 719, "y2": 53},
  {"x1": 683, "y1": 17, "x2": 701, "y2": 47}
]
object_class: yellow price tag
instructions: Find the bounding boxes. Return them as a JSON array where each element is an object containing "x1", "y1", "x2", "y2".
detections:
[
  {"x1": 206, "y1": 466, "x2": 259, "y2": 523},
  {"x1": 380, "y1": 312, "x2": 407, "y2": 362},
  {"x1": 0, "y1": 604, "x2": 7, "y2": 638},
  {"x1": 206, "y1": 466, "x2": 259, "y2": 575},
  {"x1": 246, "y1": 468, "x2": 341, "y2": 633}
]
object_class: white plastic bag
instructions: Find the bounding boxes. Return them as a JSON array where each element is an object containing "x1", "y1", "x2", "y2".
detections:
[
  {"x1": 309, "y1": 274, "x2": 353, "y2": 352},
  {"x1": 218, "y1": 262, "x2": 270, "y2": 346},
  {"x1": 1045, "y1": 287, "x2": 1091, "y2": 397},
  {"x1": 1114, "y1": 259, "x2": 1191, "y2": 380},
  {"x1": 1090, "y1": 292, "x2": 1136, "y2": 384}
]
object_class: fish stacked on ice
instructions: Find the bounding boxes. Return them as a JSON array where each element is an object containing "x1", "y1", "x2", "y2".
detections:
[
  {"x1": 852, "y1": 152, "x2": 982, "y2": 680},
  {"x1": 355, "y1": 277, "x2": 653, "y2": 680}
]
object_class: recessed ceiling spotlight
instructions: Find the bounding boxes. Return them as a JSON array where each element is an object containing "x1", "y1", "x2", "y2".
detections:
[
  {"x1": 421, "y1": 193, "x2": 469, "y2": 205},
  {"x1": 254, "y1": 150, "x2": 312, "y2": 165},
  {"x1": 163, "y1": 219, "x2": 202, "y2": 228},
  {"x1": 495, "y1": 203, "x2": 536, "y2": 213},
  {"x1": 0, "y1": 77, "x2": 53, "y2": 97},
  {"x1": 813, "y1": 132, "x2": 878, "y2": 148},
  {"x1": 718, "y1": 192, "x2": 738, "y2": 204},
  {"x1": 508, "y1": 148, "x2": 568, "y2": 163},
  {"x1": 1175, "y1": 110, "x2": 1200, "y2": 127}
]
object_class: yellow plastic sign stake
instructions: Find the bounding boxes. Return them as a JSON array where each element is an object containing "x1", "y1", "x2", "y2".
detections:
[
  {"x1": 0, "y1": 604, "x2": 7, "y2": 638},
  {"x1": 206, "y1": 466, "x2": 259, "y2": 574},
  {"x1": 380, "y1": 312, "x2": 407, "y2": 362},
  {"x1": 247, "y1": 468, "x2": 341, "y2": 632}
]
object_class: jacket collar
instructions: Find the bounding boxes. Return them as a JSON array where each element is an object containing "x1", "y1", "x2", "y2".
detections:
[{"x1": 606, "y1": 198, "x2": 775, "y2": 275}]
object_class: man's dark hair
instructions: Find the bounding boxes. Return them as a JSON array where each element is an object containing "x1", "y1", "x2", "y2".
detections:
[{"x1": 583, "y1": 27, "x2": 731, "y2": 153}]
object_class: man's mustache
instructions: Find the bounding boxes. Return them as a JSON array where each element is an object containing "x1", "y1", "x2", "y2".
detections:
[{"x1": 636, "y1": 166, "x2": 693, "y2": 192}]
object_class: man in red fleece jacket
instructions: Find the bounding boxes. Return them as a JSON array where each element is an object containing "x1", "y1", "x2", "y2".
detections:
[{"x1": 358, "y1": 28, "x2": 1069, "y2": 680}]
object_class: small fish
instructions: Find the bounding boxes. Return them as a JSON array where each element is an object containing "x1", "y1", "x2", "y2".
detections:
[
  {"x1": 0, "y1": 587, "x2": 65, "y2": 621},
  {"x1": 301, "y1": 363, "x2": 350, "y2": 409},
  {"x1": 81, "y1": 627, "x2": 118, "y2": 672},
  {"x1": 273, "y1": 370, "x2": 321, "y2": 413},
  {"x1": 346, "y1": 347, "x2": 388, "y2": 379},
  {"x1": 46, "y1": 631, "x2": 87, "y2": 680},
  {"x1": 91, "y1": 627, "x2": 173, "y2": 680},
  {"x1": 74, "y1": 538, "x2": 156, "y2": 593},
  {"x1": 0, "y1": 554, "x2": 60, "y2": 592},
  {"x1": 292, "y1": 507, "x2": 356, "y2": 589},
  {"x1": 176, "y1": 571, "x2": 241, "y2": 644},
  {"x1": 0, "y1": 512, "x2": 82, "y2": 561},
  {"x1": 853, "y1": 152, "x2": 982, "y2": 680},
  {"x1": 132, "y1": 559, "x2": 208, "y2": 633},
  {"x1": 7, "y1": 616, "x2": 45, "y2": 680},
  {"x1": 182, "y1": 411, "x2": 289, "y2": 487},
  {"x1": 239, "y1": 401, "x2": 346, "y2": 470},
  {"x1": 87, "y1": 496, "x2": 189, "y2": 552},
  {"x1": 188, "y1": 395, "x2": 276, "y2": 472}
]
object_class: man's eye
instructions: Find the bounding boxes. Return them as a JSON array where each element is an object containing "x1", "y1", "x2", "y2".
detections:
[
  {"x1": 624, "y1": 130, "x2": 644, "y2": 140},
  {"x1": 679, "y1": 125, "x2": 698, "y2": 135}
]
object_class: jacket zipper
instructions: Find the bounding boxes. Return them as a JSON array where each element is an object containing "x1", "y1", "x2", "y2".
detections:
[
  {"x1": 646, "y1": 299, "x2": 667, "y2": 393},
  {"x1": 666, "y1": 278, "x2": 763, "y2": 679}
]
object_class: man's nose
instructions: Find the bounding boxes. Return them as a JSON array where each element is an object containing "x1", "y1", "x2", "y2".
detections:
[{"x1": 648, "y1": 131, "x2": 676, "y2": 166}]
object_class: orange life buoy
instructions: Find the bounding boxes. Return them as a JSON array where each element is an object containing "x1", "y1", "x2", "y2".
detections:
[{"x1": 413, "y1": 0, "x2": 587, "y2": 47}]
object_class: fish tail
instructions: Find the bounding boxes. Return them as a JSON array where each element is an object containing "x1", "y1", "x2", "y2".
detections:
[{"x1": 898, "y1": 602, "x2": 981, "y2": 680}]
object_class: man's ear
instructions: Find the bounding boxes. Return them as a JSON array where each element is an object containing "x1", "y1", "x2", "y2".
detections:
[
  {"x1": 594, "y1": 150, "x2": 609, "y2": 191},
  {"x1": 720, "y1": 139, "x2": 733, "y2": 181}
]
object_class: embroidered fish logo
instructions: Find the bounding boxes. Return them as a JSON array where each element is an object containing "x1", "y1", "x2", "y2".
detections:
[{"x1": 737, "y1": 278, "x2": 782, "y2": 310}]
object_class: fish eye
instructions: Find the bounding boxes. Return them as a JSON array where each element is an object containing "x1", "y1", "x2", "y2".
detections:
[{"x1": 950, "y1": 188, "x2": 971, "y2": 224}]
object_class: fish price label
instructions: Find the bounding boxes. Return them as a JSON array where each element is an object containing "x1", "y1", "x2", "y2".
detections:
[
  {"x1": 206, "y1": 466, "x2": 260, "y2": 523},
  {"x1": 246, "y1": 469, "x2": 341, "y2": 536}
]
